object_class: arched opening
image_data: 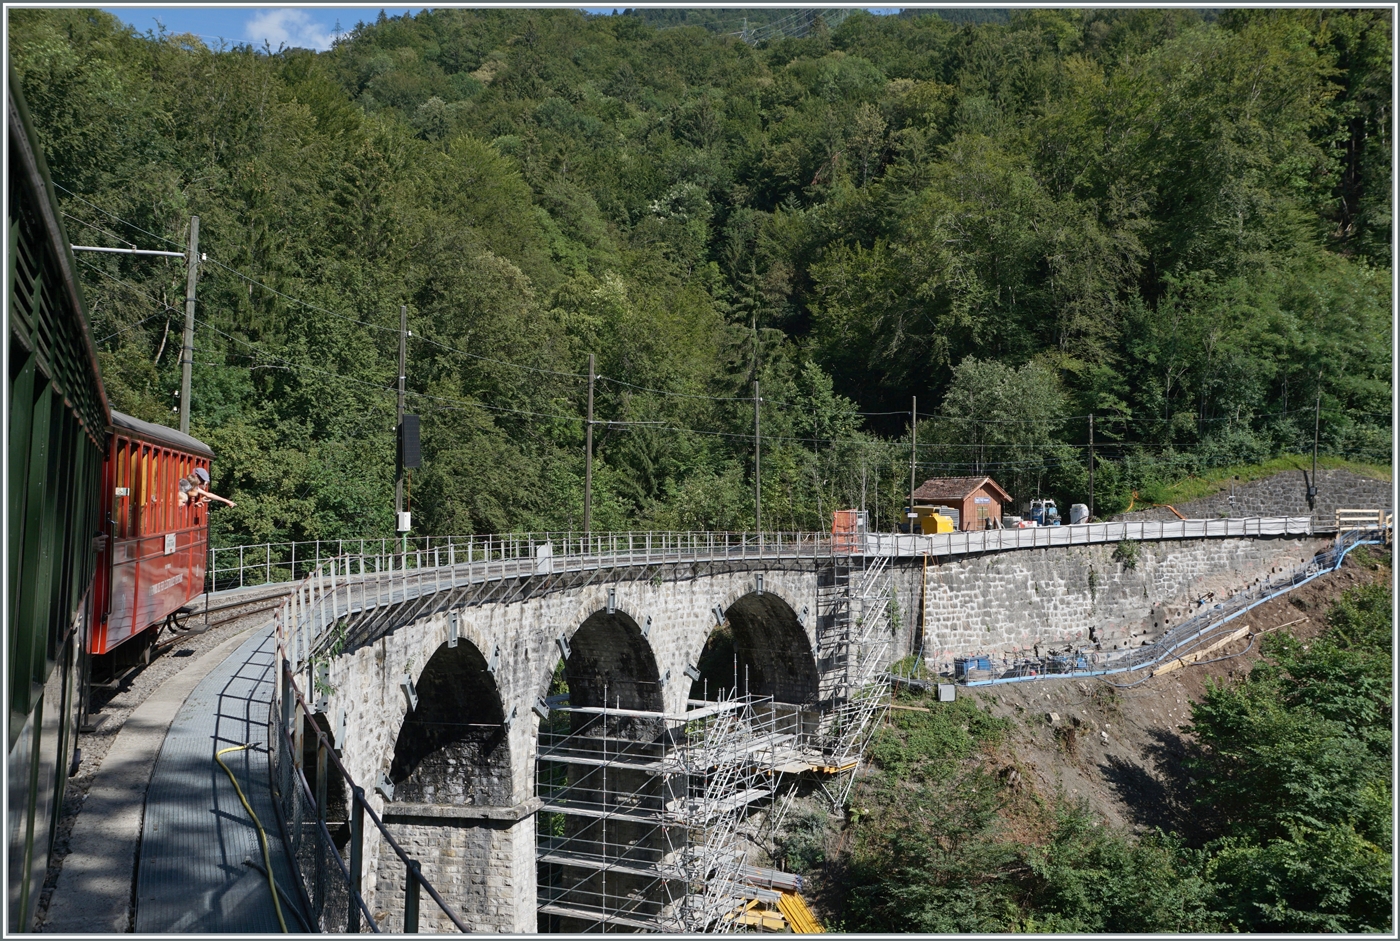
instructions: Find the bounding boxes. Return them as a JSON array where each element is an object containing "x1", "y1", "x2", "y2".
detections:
[
  {"x1": 389, "y1": 641, "x2": 510, "y2": 806},
  {"x1": 538, "y1": 610, "x2": 670, "y2": 932},
  {"x1": 301, "y1": 713, "x2": 350, "y2": 852},
  {"x1": 691, "y1": 592, "x2": 818, "y2": 705},
  {"x1": 563, "y1": 609, "x2": 661, "y2": 726}
]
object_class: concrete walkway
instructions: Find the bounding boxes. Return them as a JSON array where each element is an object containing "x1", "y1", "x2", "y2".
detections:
[
  {"x1": 133, "y1": 624, "x2": 305, "y2": 932},
  {"x1": 45, "y1": 618, "x2": 308, "y2": 933}
]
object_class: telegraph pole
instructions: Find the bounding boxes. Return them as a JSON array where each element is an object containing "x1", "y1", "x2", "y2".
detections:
[
  {"x1": 396, "y1": 304, "x2": 407, "y2": 554},
  {"x1": 584, "y1": 353, "x2": 595, "y2": 535},
  {"x1": 752, "y1": 314, "x2": 761, "y2": 532},
  {"x1": 178, "y1": 216, "x2": 199, "y2": 434},
  {"x1": 1088, "y1": 413, "x2": 1095, "y2": 522},
  {"x1": 1309, "y1": 383, "x2": 1322, "y2": 509},
  {"x1": 908, "y1": 396, "x2": 917, "y2": 532}
]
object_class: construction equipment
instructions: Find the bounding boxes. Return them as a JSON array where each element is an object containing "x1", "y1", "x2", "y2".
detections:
[
  {"x1": 909, "y1": 505, "x2": 955, "y2": 534},
  {"x1": 1028, "y1": 498, "x2": 1061, "y2": 526}
]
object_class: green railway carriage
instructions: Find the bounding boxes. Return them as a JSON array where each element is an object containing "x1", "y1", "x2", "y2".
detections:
[{"x1": 6, "y1": 70, "x2": 110, "y2": 931}]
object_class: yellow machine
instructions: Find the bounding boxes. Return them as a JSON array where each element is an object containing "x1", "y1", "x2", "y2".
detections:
[{"x1": 912, "y1": 505, "x2": 956, "y2": 534}]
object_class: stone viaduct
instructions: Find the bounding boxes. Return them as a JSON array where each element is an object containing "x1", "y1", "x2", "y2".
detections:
[{"x1": 278, "y1": 521, "x2": 1327, "y2": 932}]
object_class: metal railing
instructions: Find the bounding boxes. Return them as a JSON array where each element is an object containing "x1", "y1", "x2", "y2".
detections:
[
  {"x1": 213, "y1": 517, "x2": 1322, "y2": 594},
  {"x1": 862, "y1": 515, "x2": 1315, "y2": 557},
  {"x1": 209, "y1": 536, "x2": 485, "y2": 592},
  {"x1": 265, "y1": 516, "x2": 1331, "y2": 927},
  {"x1": 268, "y1": 660, "x2": 470, "y2": 933}
]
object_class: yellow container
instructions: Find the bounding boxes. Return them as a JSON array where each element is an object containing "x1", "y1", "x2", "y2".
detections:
[{"x1": 912, "y1": 505, "x2": 955, "y2": 534}]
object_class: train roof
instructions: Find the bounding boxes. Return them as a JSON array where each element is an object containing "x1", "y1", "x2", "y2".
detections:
[{"x1": 110, "y1": 411, "x2": 215, "y2": 459}]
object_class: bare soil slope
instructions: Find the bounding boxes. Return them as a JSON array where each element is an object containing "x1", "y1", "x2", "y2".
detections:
[{"x1": 975, "y1": 546, "x2": 1391, "y2": 842}]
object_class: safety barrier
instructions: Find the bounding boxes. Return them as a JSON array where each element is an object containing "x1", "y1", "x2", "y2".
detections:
[
  {"x1": 268, "y1": 660, "x2": 470, "y2": 933},
  {"x1": 220, "y1": 516, "x2": 1319, "y2": 594},
  {"x1": 1335, "y1": 508, "x2": 1391, "y2": 534},
  {"x1": 211, "y1": 531, "x2": 830, "y2": 592},
  {"x1": 862, "y1": 516, "x2": 1314, "y2": 557}
]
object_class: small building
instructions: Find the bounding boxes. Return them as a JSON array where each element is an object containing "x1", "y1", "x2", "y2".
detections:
[{"x1": 912, "y1": 476, "x2": 1013, "y2": 531}]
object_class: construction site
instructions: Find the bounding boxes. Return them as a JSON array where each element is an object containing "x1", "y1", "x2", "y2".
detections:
[{"x1": 534, "y1": 525, "x2": 892, "y2": 932}]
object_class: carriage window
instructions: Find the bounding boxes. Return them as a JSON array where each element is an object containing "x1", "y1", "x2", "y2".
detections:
[
  {"x1": 113, "y1": 439, "x2": 127, "y2": 538},
  {"x1": 137, "y1": 446, "x2": 150, "y2": 536},
  {"x1": 160, "y1": 449, "x2": 172, "y2": 531}
]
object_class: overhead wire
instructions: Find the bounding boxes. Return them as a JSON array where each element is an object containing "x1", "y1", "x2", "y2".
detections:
[
  {"x1": 62, "y1": 211, "x2": 137, "y2": 248},
  {"x1": 58, "y1": 195, "x2": 1390, "y2": 470},
  {"x1": 53, "y1": 182, "x2": 184, "y2": 248}
]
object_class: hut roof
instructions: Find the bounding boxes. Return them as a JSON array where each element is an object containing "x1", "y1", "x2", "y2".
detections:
[{"x1": 912, "y1": 476, "x2": 1012, "y2": 504}]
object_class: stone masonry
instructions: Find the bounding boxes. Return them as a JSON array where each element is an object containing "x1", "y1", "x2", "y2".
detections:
[
  {"x1": 1112, "y1": 468, "x2": 1391, "y2": 525},
  {"x1": 321, "y1": 533, "x2": 1330, "y2": 931}
]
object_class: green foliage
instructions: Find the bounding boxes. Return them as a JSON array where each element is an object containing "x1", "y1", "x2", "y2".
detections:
[
  {"x1": 1019, "y1": 810, "x2": 1218, "y2": 932},
  {"x1": 850, "y1": 586, "x2": 1391, "y2": 933},
  {"x1": 867, "y1": 690, "x2": 1010, "y2": 781},
  {"x1": 10, "y1": 7, "x2": 1390, "y2": 547},
  {"x1": 1182, "y1": 584, "x2": 1393, "y2": 932},
  {"x1": 774, "y1": 810, "x2": 830, "y2": 874},
  {"x1": 852, "y1": 699, "x2": 1216, "y2": 933}
]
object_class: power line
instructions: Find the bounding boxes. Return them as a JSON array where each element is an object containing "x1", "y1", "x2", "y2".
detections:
[
  {"x1": 412, "y1": 333, "x2": 588, "y2": 381},
  {"x1": 52, "y1": 183, "x2": 184, "y2": 248},
  {"x1": 98, "y1": 311, "x2": 170, "y2": 343},
  {"x1": 62, "y1": 212, "x2": 136, "y2": 249}
]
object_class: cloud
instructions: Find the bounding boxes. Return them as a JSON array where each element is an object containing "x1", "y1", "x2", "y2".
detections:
[{"x1": 245, "y1": 9, "x2": 338, "y2": 51}]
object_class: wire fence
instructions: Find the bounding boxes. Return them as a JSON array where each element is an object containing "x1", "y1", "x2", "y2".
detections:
[{"x1": 269, "y1": 698, "x2": 370, "y2": 932}]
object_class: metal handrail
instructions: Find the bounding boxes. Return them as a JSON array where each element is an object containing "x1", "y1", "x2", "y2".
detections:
[
  {"x1": 274, "y1": 661, "x2": 471, "y2": 933},
  {"x1": 271, "y1": 703, "x2": 379, "y2": 932}
]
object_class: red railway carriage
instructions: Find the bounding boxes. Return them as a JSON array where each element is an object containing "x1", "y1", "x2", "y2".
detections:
[{"x1": 92, "y1": 411, "x2": 215, "y2": 655}]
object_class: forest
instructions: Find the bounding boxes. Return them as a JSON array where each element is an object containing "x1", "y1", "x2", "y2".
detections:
[{"x1": 8, "y1": 7, "x2": 1391, "y2": 550}]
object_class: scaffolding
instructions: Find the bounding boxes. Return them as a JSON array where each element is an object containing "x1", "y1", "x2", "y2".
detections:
[
  {"x1": 535, "y1": 532, "x2": 894, "y2": 932},
  {"x1": 813, "y1": 528, "x2": 893, "y2": 808},
  {"x1": 536, "y1": 693, "x2": 795, "y2": 933}
]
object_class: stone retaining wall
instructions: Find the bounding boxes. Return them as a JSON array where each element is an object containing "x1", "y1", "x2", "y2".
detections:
[
  {"x1": 910, "y1": 535, "x2": 1329, "y2": 671},
  {"x1": 1111, "y1": 468, "x2": 1391, "y2": 525}
]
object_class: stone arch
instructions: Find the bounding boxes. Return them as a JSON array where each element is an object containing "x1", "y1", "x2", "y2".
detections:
[
  {"x1": 537, "y1": 608, "x2": 670, "y2": 932},
  {"x1": 560, "y1": 608, "x2": 662, "y2": 735},
  {"x1": 694, "y1": 590, "x2": 818, "y2": 705},
  {"x1": 388, "y1": 640, "x2": 511, "y2": 805}
]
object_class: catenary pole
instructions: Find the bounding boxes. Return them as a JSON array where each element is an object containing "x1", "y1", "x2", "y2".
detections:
[
  {"x1": 753, "y1": 314, "x2": 761, "y2": 532},
  {"x1": 1310, "y1": 382, "x2": 1321, "y2": 509},
  {"x1": 396, "y1": 304, "x2": 407, "y2": 554},
  {"x1": 908, "y1": 396, "x2": 917, "y2": 532},
  {"x1": 178, "y1": 215, "x2": 199, "y2": 433},
  {"x1": 584, "y1": 353, "x2": 595, "y2": 535},
  {"x1": 1088, "y1": 413, "x2": 1095, "y2": 522}
]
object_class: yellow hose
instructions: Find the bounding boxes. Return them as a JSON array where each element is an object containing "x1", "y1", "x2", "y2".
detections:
[{"x1": 215, "y1": 744, "x2": 289, "y2": 933}]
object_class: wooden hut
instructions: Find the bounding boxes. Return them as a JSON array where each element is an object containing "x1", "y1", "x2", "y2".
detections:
[{"x1": 912, "y1": 476, "x2": 1013, "y2": 531}]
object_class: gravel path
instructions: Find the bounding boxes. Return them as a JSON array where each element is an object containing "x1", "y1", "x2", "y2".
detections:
[{"x1": 33, "y1": 592, "x2": 287, "y2": 931}]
